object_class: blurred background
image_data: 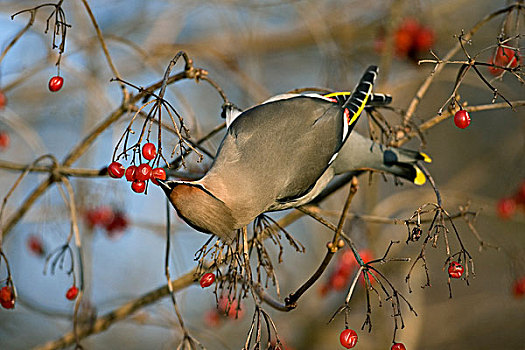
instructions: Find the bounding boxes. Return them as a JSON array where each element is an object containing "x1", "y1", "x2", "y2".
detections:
[{"x1": 0, "y1": 0, "x2": 524, "y2": 349}]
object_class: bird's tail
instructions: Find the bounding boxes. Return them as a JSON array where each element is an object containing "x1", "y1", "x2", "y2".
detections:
[
  {"x1": 343, "y1": 66, "x2": 378, "y2": 128},
  {"x1": 332, "y1": 132, "x2": 432, "y2": 185},
  {"x1": 366, "y1": 92, "x2": 392, "y2": 107}
]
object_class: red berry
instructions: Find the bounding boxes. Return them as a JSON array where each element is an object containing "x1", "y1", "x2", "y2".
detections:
[
  {"x1": 0, "y1": 286, "x2": 15, "y2": 309},
  {"x1": 360, "y1": 250, "x2": 374, "y2": 264},
  {"x1": 135, "y1": 163, "x2": 152, "y2": 181},
  {"x1": 488, "y1": 57, "x2": 503, "y2": 76},
  {"x1": 488, "y1": 47, "x2": 521, "y2": 76},
  {"x1": 108, "y1": 161, "x2": 125, "y2": 178},
  {"x1": 104, "y1": 211, "x2": 128, "y2": 236},
  {"x1": 125, "y1": 165, "x2": 137, "y2": 182},
  {"x1": 131, "y1": 180, "x2": 146, "y2": 193},
  {"x1": 377, "y1": 18, "x2": 434, "y2": 60},
  {"x1": 331, "y1": 273, "x2": 348, "y2": 291},
  {"x1": 200, "y1": 273, "x2": 216, "y2": 288},
  {"x1": 48, "y1": 76, "x2": 64, "y2": 92},
  {"x1": 512, "y1": 276, "x2": 525, "y2": 298},
  {"x1": 497, "y1": 197, "x2": 516, "y2": 219},
  {"x1": 395, "y1": 19, "x2": 421, "y2": 56},
  {"x1": 395, "y1": 29, "x2": 414, "y2": 56},
  {"x1": 142, "y1": 142, "x2": 157, "y2": 161},
  {"x1": 415, "y1": 28, "x2": 434, "y2": 51},
  {"x1": 496, "y1": 47, "x2": 520, "y2": 67},
  {"x1": 392, "y1": 343, "x2": 407, "y2": 350},
  {"x1": 324, "y1": 249, "x2": 377, "y2": 294},
  {"x1": 218, "y1": 297, "x2": 244, "y2": 319},
  {"x1": 0, "y1": 299, "x2": 14, "y2": 309},
  {"x1": 339, "y1": 250, "x2": 358, "y2": 269},
  {"x1": 151, "y1": 167, "x2": 167, "y2": 185},
  {"x1": 85, "y1": 206, "x2": 114, "y2": 228},
  {"x1": 0, "y1": 131, "x2": 10, "y2": 151},
  {"x1": 0, "y1": 90, "x2": 6, "y2": 110},
  {"x1": 340, "y1": 328, "x2": 358, "y2": 349},
  {"x1": 66, "y1": 285, "x2": 79, "y2": 300},
  {"x1": 448, "y1": 261, "x2": 464, "y2": 279},
  {"x1": 27, "y1": 235, "x2": 44, "y2": 256},
  {"x1": 454, "y1": 110, "x2": 471, "y2": 129}
]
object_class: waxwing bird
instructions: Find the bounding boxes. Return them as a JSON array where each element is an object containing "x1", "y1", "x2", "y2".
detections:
[{"x1": 158, "y1": 66, "x2": 431, "y2": 241}]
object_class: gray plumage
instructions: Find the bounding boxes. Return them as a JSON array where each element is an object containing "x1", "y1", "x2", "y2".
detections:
[{"x1": 158, "y1": 66, "x2": 429, "y2": 241}]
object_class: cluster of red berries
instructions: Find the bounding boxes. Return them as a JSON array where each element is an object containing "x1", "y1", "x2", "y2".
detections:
[
  {"x1": 107, "y1": 143, "x2": 166, "y2": 194},
  {"x1": 84, "y1": 206, "x2": 129, "y2": 238},
  {"x1": 497, "y1": 180, "x2": 525, "y2": 219},
  {"x1": 376, "y1": 18, "x2": 434, "y2": 60},
  {"x1": 512, "y1": 276, "x2": 525, "y2": 298},
  {"x1": 48, "y1": 76, "x2": 64, "y2": 92},
  {"x1": 203, "y1": 296, "x2": 244, "y2": 328},
  {"x1": 66, "y1": 285, "x2": 79, "y2": 300},
  {"x1": 199, "y1": 273, "x2": 215, "y2": 288},
  {"x1": 320, "y1": 249, "x2": 374, "y2": 295},
  {"x1": 453, "y1": 110, "x2": 471, "y2": 129},
  {"x1": 27, "y1": 234, "x2": 45, "y2": 257},
  {"x1": 0, "y1": 285, "x2": 15, "y2": 309},
  {"x1": 488, "y1": 47, "x2": 521, "y2": 76},
  {"x1": 448, "y1": 261, "x2": 464, "y2": 279}
]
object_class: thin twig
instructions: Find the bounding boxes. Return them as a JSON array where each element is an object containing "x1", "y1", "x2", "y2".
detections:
[
  {"x1": 393, "y1": 100, "x2": 525, "y2": 147},
  {"x1": 79, "y1": 0, "x2": 127, "y2": 98},
  {"x1": 32, "y1": 270, "x2": 197, "y2": 350},
  {"x1": 285, "y1": 178, "x2": 358, "y2": 309},
  {"x1": 0, "y1": 9, "x2": 36, "y2": 65},
  {"x1": 402, "y1": 2, "x2": 521, "y2": 124}
]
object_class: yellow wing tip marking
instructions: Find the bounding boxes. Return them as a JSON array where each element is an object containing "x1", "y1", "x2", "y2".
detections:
[
  {"x1": 324, "y1": 91, "x2": 351, "y2": 98},
  {"x1": 324, "y1": 89, "x2": 371, "y2": 127},
  {"x1": 420, "y1": 152, "x2": 432, "y2": 163},
  {"x1": 414, "y1": 167, "x2": 426, "y2": 186}
]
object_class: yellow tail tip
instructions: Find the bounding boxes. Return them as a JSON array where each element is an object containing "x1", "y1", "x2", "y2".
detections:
[
  {"x1": 420, "y1": 152, "x2": 432, "y2": 163},
  {"x1": 414, "y1": 167, "x2": 426, "y2": 186}
]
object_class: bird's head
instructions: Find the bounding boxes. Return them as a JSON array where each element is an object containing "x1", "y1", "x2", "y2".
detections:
[{"x1": 157, "y1": 179, "x2": 237, "y2": 241}]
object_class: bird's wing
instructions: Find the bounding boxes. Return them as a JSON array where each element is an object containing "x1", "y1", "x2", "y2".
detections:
[
  {"x1": 205, "y1": 66, "x2": 378, "y2": 210},
  {"x1": 229, "y1": 96, "x2": 345, "y2": 202}
]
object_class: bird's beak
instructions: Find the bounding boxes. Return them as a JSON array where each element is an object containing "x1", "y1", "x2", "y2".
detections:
[{"x1": 155, "y1": 178, "x2": 173, "y2": 195}]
